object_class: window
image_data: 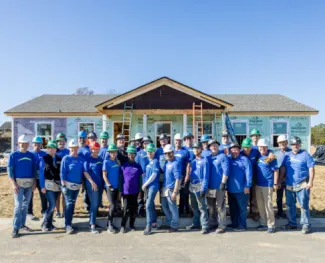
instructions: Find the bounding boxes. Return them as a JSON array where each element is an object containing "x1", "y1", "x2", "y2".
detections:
[
  {"x1": 155, "y1": 121, "x2": 172, "y2": 147},
  {"x1": 35, "y1": 122, "x2": 53, "y2": 147},
  {"x1": 78, "y1": 122, "x2": 95, "y2": 135},
  {"x1": 196, "y1": 121, "x2": 213, "y2": 141},
  {"x1": 231, "y1": 121, "x2": 248, "y2": 146},
  {"x1": 272, "y1": 121, "x2": 288, "y2": 147}
]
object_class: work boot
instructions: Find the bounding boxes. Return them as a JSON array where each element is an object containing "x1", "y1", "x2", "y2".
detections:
[
  {"x1": 143, "y1": 226, "x2": 152, "y2": 236},
  {"x1": 215, "y1": 228, "x2": 225, "y2": 234},
  {"x1": 281, "y1": 224, "x2": 297, "y2": 231},
  {"x1": 11, "y1": 229, "x2": 19, "y2": 238},
  {"x1": 120, "y1": 226, "x2": 127, "y2": 234},
  {"x1": 201, "y1": 228, "x2": 209, "y2": 234},
  {"x1": 185, "y1": 224, "x2": 201, "y2": 230},
  {"x1": 66, "y1": 225, "x2": 74, "y2": 235},
  {"x1": 107, "y1": 224, "x2": 117, "y2": 234}
]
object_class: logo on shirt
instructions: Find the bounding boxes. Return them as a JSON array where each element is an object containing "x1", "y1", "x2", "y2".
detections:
[
  {"x1": 289, "y1": 157, "x2": 303, "y2": 163},
  {"x1": 18, "y1": 157, "x2": 32, "y2": 162}
]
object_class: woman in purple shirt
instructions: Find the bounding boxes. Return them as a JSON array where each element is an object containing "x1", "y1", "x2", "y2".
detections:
[{"x1": 120, "y1": 145, "x2": 143, "y2": 233}]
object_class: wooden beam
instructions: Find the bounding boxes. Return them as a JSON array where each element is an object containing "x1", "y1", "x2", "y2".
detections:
[{"x1": 104, "y1": 109, "x2": 224, "y2": 116}]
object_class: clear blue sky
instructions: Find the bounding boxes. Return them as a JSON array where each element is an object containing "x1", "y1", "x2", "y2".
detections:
[{"x1": 1, "y1": 1, "x2": 324, "y2": 125}]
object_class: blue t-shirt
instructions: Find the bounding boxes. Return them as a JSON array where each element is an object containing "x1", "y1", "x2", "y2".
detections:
[
  {"x1": 103, "y1": 159, "x2": 120, "y2": 189},
  {"x1": 241, "y1": 148, "x2": 259, "y2": 178},
  {"x1": 78, "y1": 145, "x2": 91, "y2": 161},
  {"x1": 31, "y1": 150, "x2": 47, "y2": 178},
  {"x1": 183, "y1": 146, "x2": 195, "y2": 162},
  {"x1": 227, "y1": 155, "x2": 252, "y2": 193},
  {"x1": 163, "y1": 159, "x2": 182, "y2": 189},
  {"x1": 99, "y1": 146, "x2": 108, "y2": 160},
  {"x1": 283, "y1": 150, "x2": 315, "y2": 186},
  {"x1": 154, "y1": 147, "x2": 166, "y2": 172},
  {"x1": 135, "y1": 149, "x2": 149, "y2": 173},
  {"x1": 60, "y1": 155, "x2": 85, "y2": 184},
  {"x1": 144, "y1": 159, "x2": 160, "y2": 190},
  {"x1": 256, "y1": 155, "x2": 278, "y2": 187},
  {"x1": 275, "y1": 148, "x2": 291, "y2": 168},
  {"x1": 190, "y1": 157, "x2": 210, "y2": 192},
  {"x1": 208, "y1": 152, "x2": 230, "y2": 190},
  {"x1": 202, "y1": 149, "x2": 212, "y2": 158},
  {"x1": 56, "y1": 148, "x2": 70, "y2": 159},
  {"x1": 174, "y1": 147, "x2": 190, "y2": 176},
  {"x1": 84, "y1": 156, "x2": 104, "y2": 187},
  {"x1": 8, "y1": 151, "x2": 36, "y2": 179}
]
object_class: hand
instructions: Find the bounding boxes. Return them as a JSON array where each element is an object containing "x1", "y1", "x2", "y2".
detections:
[
  {"x1": 244, "y1": 188, "x2": 250, "y2": 194},
  {"x1": 32, "y1": 181, "x2": 37, "y2": 191},
  {"x1": 219, "y1": 183, "x2": 226, "y2": 191},
  {"x1": 200, "y1": 191, "x2": 206, "y2": 198},
  {"x1": 41, "y1": 188, "x2": 46, "y2": 194},
  {"x1": 12, "y1": 182, "x2": 19, "y2": 194},
  {"x1": 91, "y1": 181, "x2": 98, "y2": 191},
  {"x1": 142, "y1": 185, "x2": 146, "y2": 191},
  {"x1": 171, "y1": 192, "x2": 177, "y2": 201},
  {"x1": 306, "y1": 182, "x2": 313, "y2": 190}
]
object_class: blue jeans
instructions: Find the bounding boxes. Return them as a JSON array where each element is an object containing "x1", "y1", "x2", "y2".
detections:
[
  {"x1": 145, "y1": 187, "x2": 158, "y2": 227},
  {"x1": 86, "y1": 182, "x2": 103, "y2": 225},
  {"x1": 43, "y1": 190, "x2": 60, "y2": 228},
  {"x1": 161, "y1": 191, "x2": 179, "y2": 229},
  {"x1": 63, "y1": 188, "x2": 80, "y2": 227},
  {"x1": 228, "y1": 192, "x2": 248, "y2": 229},
  {"x1": 286, "y1": 188, "x2": 311, "y2": 229},
  {"x1": 190, "y1": 192, "x2": 209, "y2": 229},
  {"x1": 13, "y1": 187, "x2": 33, "y2": 230}
]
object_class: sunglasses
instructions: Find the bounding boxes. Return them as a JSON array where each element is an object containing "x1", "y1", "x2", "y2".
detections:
[{"x1": 164, "y1": 152, "x2": 173, "y2": 156}]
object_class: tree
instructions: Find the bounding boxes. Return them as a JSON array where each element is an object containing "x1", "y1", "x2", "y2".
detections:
[
  {"x1": 311, "y1": 123, "x2": 325, "y2": 145},
  {"x1": 75, "y1": 87, "x2": 94, "y2": 95}
]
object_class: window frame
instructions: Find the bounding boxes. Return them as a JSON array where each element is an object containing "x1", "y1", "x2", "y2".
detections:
[
  {"x1": 271, "y1": 120, "x2": 289, "y2": 148},
  {"x1": 195, "y1": 120, "x2": 214, "y2": 140},
  {"x1": 78, "y1": 122, "x2": 96, "y2": 134},
  {"x1": 34, "y1": 121, "x2": 54, "y2": 146},
  {"x1": 154, "y1": 121, "x2": 173, "y2": 147},
  {"x1": 231, "y1": 120, "x2": 249, "y2": 145}
]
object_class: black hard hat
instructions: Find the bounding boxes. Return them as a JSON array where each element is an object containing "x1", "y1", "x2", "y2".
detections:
[
  {"x1": 159, "y1": 134, "x2": 168, "y2": 140},
  {"x1": 116, "y1": 133, "x2": 125, "y2": 140},
  {"x1": 208, "y1": 139, "x2": 220, "y2": 147},
  {"x1": 192, "y1": 142, "x2": 202, "y2": 149},
  {"x1": 290, "y1": 136, "x2": 302, "y2": 145},
  {"x1": 229, "y1": 143, "x2": 241, "y2": 150}
]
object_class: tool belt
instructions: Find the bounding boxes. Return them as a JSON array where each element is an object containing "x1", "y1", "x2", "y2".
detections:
[
  {"x1": 286, "y1": 180, "x2": 307, "y2": 192},
  {"x1": 189, "y1": 182, "x2": 202, "y2": 193},
  {"x1": 207, "y1": 188, "x2": 217, "y2": 198},
  {"x1": 65, "y1": 181, "x2": 82, "y2": 191},
  {"x1": 16, "y1": 178, "x2": 34, "y2": 188},
  {"x1": 45, "y1": 180, "x2": 61, "y2": 192}
]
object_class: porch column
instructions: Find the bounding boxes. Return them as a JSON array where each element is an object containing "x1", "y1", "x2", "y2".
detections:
[
  {"x1": 11, "y1": 117, "x2": 15, "y2": 152},
  {"x1": 183, "y1": 113, "x2": 187, "y2": 135},
  {"x1": 143, "y1": 114, "x2": 147, "y2": 135},
  {"x1": 102, "y1": 114, "x2": 107, "y2": 132}
]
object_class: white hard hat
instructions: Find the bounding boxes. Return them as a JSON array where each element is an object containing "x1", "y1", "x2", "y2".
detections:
[
  {"x1": 18, "y1": 135, "x2": 29, "y2": 143},
  {"x1": 163, "y1": 144, "x2": 175, "y2": 153},
  {"x1": 135, "y1": 133, "x2": 143, "y2": 140},
  {"x1": 174, "y1": 133, "x2": 182, "y2": 140},
  {"x1": 68, "y1": 139, "x2": 78, "y2": 148},
  {"x1": 257, "y1": 138, "x2": 268, "y2": 147},
  {"x1": 277, "y1": 135, "x2": 288, "y2": 143}
]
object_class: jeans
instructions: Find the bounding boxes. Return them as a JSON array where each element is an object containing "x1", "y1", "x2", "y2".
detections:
[
  {"x1": 121, "y1": 194, "x2": 138, "y2": 228},
  {"x1": 145, "y1": 187, "x2": 158, "y2": 227},
  {"x1": 161, "y1": 191, "x2": 179, "y2": 229},
  {"x1": 63, "y1": 188, "x2": 80, "y2": 227},
  {"x1": 138, "y1": 190, "x2": 145, "y2": 217},
  {"x1": 179, "y1": 181, "x2": 190, "y2": 214},
  {"x1": 286, "y1": 188, "x2": 311, "y2": 229},
  {"x1": 106, "y1": 187, "x2": 118, "y2": 226},
  {"x1": 13, "y1": 187, "x2": 33, "y2": 230},
  {"x1": 207, "y1": 190, "x2": 227, "y2": 229},
  {"x1": 190, "y1": 192, "x2": 209, "y2": 229},
  {"x1": 276, "y1": 186, "x2": 285, "y2": 214},
  {"x1": 28, "y1": 178, "x2": 47, "y2": 215},
  {"x1": 43, "y1": 190, "x2": 60, "y2": 228},
  {"x1": 228, "y1": 192, "x2": 249, "y2": 229},
  {"x1": 86, "y1": 182, "x2": 103, "y2": 225}
]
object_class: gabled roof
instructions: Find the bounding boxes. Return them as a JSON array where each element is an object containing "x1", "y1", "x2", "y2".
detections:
[{"x1": 0, "y1": 121, "x2": 11, "y2": 130}]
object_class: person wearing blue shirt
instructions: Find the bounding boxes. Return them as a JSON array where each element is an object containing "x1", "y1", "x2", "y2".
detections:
[
  {"x1": 200, "y1": 134, "x2": 211, "y2": 158},
  {"x1": 250, "y1": 129, "x2": 262, "y2": 150},
  {"x1": 84, "y1": 142, "x2": 104, "y2": 234},
  {"x1": 60, "y1": 139, "x2": 85, "y2": 234},
  {"x1": 8, "y1": 135, "x2": 37, "y2": 238},
  {"x1": 274, "y1": 134, "x2": 291, "y2": 219},
  {"x1": 227, "y1": 143, "x2": 252, "y2": 231},
  {"x1": 142, "y1": 144, "x2": 160, "y2": 235},
  {"x1": 186, "y1": 142, "x2": 210, "y2": 234},
  {"x1": 206, "y1": 139, "x2": 229, "y2": 234},
  {"x1": 218, "y1": 131, "x2": 230, "y2": 154},
  {"x1": 281, "y1": 136, "x2": 315, "y2": 234},
  {"x1": 103, "y1": 144, "x2": 121, "y2": 233},
  {"x1": 255, "y1": 139, "x2": 279, "y2": 233},
  {"x1": 161, "y1": 144, "x2": 182, "y2": 233},
  {"x1": 183, "y1": 132, "x2": 195, "y2": 162},
  {"x1": 99, "y1": 131, "x2": 109, "y2": 160},
  {"x1": 174, "y1": 133, "x2": 191, "y2": 216},
  {"x1": 28, "y1": 136, "x2": 48, "y2": 220}
]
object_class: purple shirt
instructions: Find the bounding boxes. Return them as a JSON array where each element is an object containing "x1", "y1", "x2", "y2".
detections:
[{"x1": 121, "y1": 161, "x2": 143, "y2": 195}]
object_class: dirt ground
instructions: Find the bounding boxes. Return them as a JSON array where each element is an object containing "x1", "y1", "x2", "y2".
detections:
[{"x1": 0, "y1": 166, "x2": 324, "y2": 218}]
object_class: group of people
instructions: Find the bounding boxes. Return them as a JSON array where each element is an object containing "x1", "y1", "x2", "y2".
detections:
[{"x1": 8, "y1": 128, "x2": 315, "y2": 238}]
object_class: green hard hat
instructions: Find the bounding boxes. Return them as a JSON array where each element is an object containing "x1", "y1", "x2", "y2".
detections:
[
  {"x1": 100, "y1": 131, "x2": 109, "y2": 139},
  {"x1": 46, "y1": 140, "x2": 57, "y2": 148},
  {"x1": 250, "y1": 129, "x2": 261, "y2": 136},
  {"x1": 146, "y1": 143, "x2": 156, "y2": 153},
  {"x1": 241, "y1": 138, "x2": 252, "y2": 148},
  {"x1": 126, "y1": 145, "x2": 137, "y2": 154},
  {"x1": 107, "y1": 144, "x2": 118, "y2": 152},
  {"x1": 56, "y1": 132, "x2": 67, "y2": 141}
]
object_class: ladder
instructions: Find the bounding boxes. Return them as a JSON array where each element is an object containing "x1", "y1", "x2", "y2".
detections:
[
  {"x1": 122, "y1": 103, "x2": 133, "y2": 142},
  {"x1": 192, "y1": 102, "x2": 203, "y2": 142}
]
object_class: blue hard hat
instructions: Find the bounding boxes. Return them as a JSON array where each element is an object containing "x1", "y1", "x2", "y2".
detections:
[
  {"x1": 183, "y1": 132, "x2": 194, "y2": 139},
  {"x1": 78, "y1": 130, "x2": 87, "y2": 138},
  {"x1": 200, "y1": 134, "x2": 210, "y2": 143},
  {"x1": 32, "y1": 136, "x2": 43, "y2": 144}
]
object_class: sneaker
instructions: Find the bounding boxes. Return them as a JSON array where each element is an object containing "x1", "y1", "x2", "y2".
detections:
[
  {"x1": 27, "y1": 214, "x2": 38, "y2": 221},
  {"x1": 55, "y1": 212, "x2": 61, "y2": 218},
  {"x1": 90, "y1": 226, "x2": 99, "y2": 234},
  {"x1": 256, "y1": 225, "x2": 268, "y2": 231},
  {"x1": 66, "y1": 225, "x2": 74, "y2": 235},
  {"x1": 89, "y1": 224, "x2": 102, "y2": 230},
  {"x1": 143, "y1": 226, "x2": 152, "y2": 236},
  {"x1": 185, "y1": 224, "x2": 201, "y2": 230},
  {"x1": 301, "y1": 228, "x2": 311, "y2": 234},
  {"x1": 167, "y1": 227, "x2": 178, "y2": 233},
  {"x1": 129, "y1": 227, "x2": 136, "y2": 232},
  {"x1": 267, "y1": 228, "x2": 276, "y2": 234},
  {"x1": 281, "y1": 224, "x2": 297, "y2": 231},
  {"x1": 276, "y1": 212, "x2": 286, "y2": 219},
  {"x1": 151, "y1": 223, "x2": 158, "y2": 230},
  {"x1": 234, "y1": 227, "x2": 246, "y2": 232},
  {"x1": 11, "y1": 229, "x2": 19, "y2": 238},
  {"x1": 21, "y1": 225, "x2": 32, "y2": 232},
  {"x1": 120, "y1": 227, "x2": 127, "y2": 234},
  {"x1": 215, "y1": 228, "x2": 225, "y2": 234},
  {"x1": 201, "y1": 228, "x2": 209, "y2": 234},
  {"x1": 107, "y1": 225, "x2": 117, "y2": 234},
  {"x1": 42, "y1": 226, "x2": 49, "y2": 232}
]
